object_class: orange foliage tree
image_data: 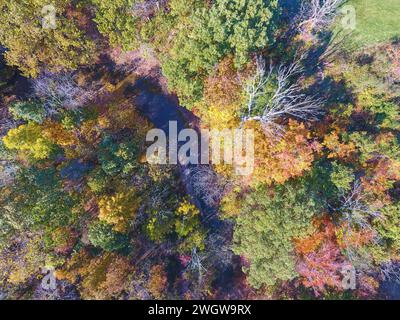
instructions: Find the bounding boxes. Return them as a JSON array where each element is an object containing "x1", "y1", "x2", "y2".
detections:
[
  {"x1": 55, "y1": 250, "x2": 132, "y2": 299},
  {"x1": 147, "y1": 265, "x2": 168, "y2": 300},
  {"x1": 203, "y1": 56, "x2": 248, "y2": 110},
  {"x1": 249, "y1": 119, "x2": 319, "y2": 185}
]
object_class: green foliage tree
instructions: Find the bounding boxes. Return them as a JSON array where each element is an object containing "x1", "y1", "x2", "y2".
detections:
[
  {"x1": 87, "y1": 168, "x2": 109, "y2": 195},
  {"x1": 374, "y1": 203, "x2": 400, "y2": 253},
  {"x1": 88, "y1": 221, "x2": 129, "y2": 252},
  {"x1": 9, "y1": 100, "x2": 47, "y2": 124},
  {"x1": 330, "y1": 161, "x2": 355, "y2": 192},
  {"x1": 162, "y1": 0, "x2": 279, "y2": 107},
  {"x1": 233, "y1": 182, "x2": 320, "y2": 289},
  {"x1": 302, "y1": 161, "x2": 341, "y2": 206},
  {"x1": 18, "y1": 167, "x2": 78, "y2": 228},
  {"x1": 369, "y1": 101, "x2": 400, "y2": 131},
  {"x1": 0, "y1": 0, "x2": 96, "y2": 77},
  {"x1": 91, "y1": 0, "x2": 140, "y2": 51},
  {"x1": 1, "y1": 166, "x2": 79, "y2": 249},
  {"x1": 98, "y1": 135, "x2": 140, "y2": 177},
  {"x1": 349, "y1": 131, "x2": 400, "y2": 164},
  {"x1": 356, "y1": 90, "x2": 400, "y2": 130}
]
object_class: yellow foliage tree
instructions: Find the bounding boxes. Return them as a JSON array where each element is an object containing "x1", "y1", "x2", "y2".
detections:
[
  {"x1": 175, "y1": 199, "x2": 206, "y2": 252},
  {"x1": 323, "y1": 131, "x2": 357, "y2": 160},
  {"x1": 98, "y1": 189, "x2": 139, "y2": 233},
  {"x1": 0, "y1": 236, "x2": 47, "y2": 285},
  {"x1": 2, "y1": 122, "x2": 54, "y2": 160}
]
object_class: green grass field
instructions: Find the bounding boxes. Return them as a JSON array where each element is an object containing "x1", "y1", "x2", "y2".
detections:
[{"x1": 342, "y1": 0, "x2": 400, "y2": 48}]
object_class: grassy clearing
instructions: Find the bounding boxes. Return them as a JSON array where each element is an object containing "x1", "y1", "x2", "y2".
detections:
[{"x1": 340, "y1": 0, "x2": 400, "y2": 48}]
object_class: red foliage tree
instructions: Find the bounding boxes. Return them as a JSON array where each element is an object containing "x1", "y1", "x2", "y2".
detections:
[{"x1": 295, "y1": 218, "x2": 350, "y2": 296}]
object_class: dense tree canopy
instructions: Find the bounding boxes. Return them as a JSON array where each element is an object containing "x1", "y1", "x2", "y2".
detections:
[
  {"x1": 161, "y1": 0, "x2": 279, "y2": 107},
  {"x1": 233, "y1": 182, "x2": 319, "y2": 288},
  {"x1": 0, "y1": 0, "x2": 96, "y2": 77},
  {"x1": 91, "y1": 0, "x2": 140, "y2": 51},
  {"x1": 0, "y1": 0, "x2": 399, "y2": 301}
]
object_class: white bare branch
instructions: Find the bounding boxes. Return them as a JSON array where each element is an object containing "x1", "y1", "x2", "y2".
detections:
[
  {"x1": 297, "y1": 0, "x2": 345, "y2": 33},
  {"x1": 131, "y1": 0, "x2": 168, "y2": 20},
  {"x1": 242, "y1": 55, "x2": 324, "y2": 134},
  {"x1": 186, "y1": 247, "x2": 207, "y2": 284},
  {"x1": 339, "y1": 180, "x2": 381, "y2": 232},
  {"x1": 186, "y1": 166, "x2": 226, "y2": 207},
  {"x1": 337, "y1": 180, "x2": 383, "y2": 271},
  {"x1": 0, "y1": 162, "x2": 18, "y2": 187},
  {"x1": 380, "y1": 261, "x2": 400, "y2": 284},
  {"x1": 33, "y1": 72, "x2": 93, "y2": 113},
  {"x1": 0, "y1": 118, "x2": 18, "y2": 138}
]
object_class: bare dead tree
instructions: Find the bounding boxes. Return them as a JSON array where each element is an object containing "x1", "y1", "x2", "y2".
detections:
[
  {"x1": 205, "y1": 231, "x2": 234, "y2": 269},
  {"x1": 148, "y1": 183, "x2": 175, "y2": 210},
  {"x1": 344, "y1": 246, "x2": 375, "y2": 274},
  {"x1": 0, "y1": 118, "x2": 18, "y2": 138},
  {"x1": 131, "y1": 0, "x2": 168, "y2": 20},
  {"x1": 242, "y1": 56, "x2": 272, "y2": 123},
  {"x1": 0, "y1": 101, "x2": 19, "y2": 138},
  {"x1": 33, "y1": 72, "x2": 93, "y2": 113},
  {"x1": 339, "y1": 180, "x2": 381, "y2": 232},
  {"x1": 337, "y1": 180, "x2": 383, "y2": 272},
  {"x1": 380, "y1": 261, "x2": 400, "y2": 284},
  {"x1": 186, "y1": 247, "x2": 207, "y2": 284},
  {"x1": 185, "y1": 166, "x2": 226, "y2": 208},
  {"x1": 33, "y1": 279, "x2": 80, "y2": 301},
  {"x1": 297, "y1": 0, "x2": 345, "y2": 34},
  {"x1": 242, "y1": 55, "x2": 324, "y2": 135}
]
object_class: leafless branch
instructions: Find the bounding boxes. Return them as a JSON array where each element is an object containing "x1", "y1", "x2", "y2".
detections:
[
  {"x1": 0, "y1": 162, "x2": 18, "y2": 187},
  {"x1": 33, "y1": 72, "x2": 93, "y2": 113},
  {"x1": 297, "y1": 0, "x2": 345, "y2": 33},
  {"x1": 339, "y1": 180, "x2": 381, "y2": 232},
  {"x1": 131, "y1": 0, "x2": 168, "y2": 20},
  {"x1": 380, "y1": 261, "x2": 400, "y2": 284},
  {"x1": 242, "y1": 55, "x2": 324, "y2": 134},
  {"x1": 185, "y1": 166, "x2": 226, "y2": 208},
  {"x1": 337, "y1": 180, "x2": 383, "y2": 271},
  {"x1": 186, "y1": 247, "x2": 207, "y2": 284}
]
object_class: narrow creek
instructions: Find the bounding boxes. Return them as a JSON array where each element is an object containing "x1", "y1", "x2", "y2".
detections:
[
  {"x1": 128, "y1": 77, "x2": 221, "y2": 221},
  {"x1": 128, "y1": 77, "x2": 237, "y2": 294}
]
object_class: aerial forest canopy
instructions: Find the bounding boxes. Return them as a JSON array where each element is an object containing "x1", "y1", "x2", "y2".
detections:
[{"x1": 0, "y1": 0, "x2": 399, "y2": 300}]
